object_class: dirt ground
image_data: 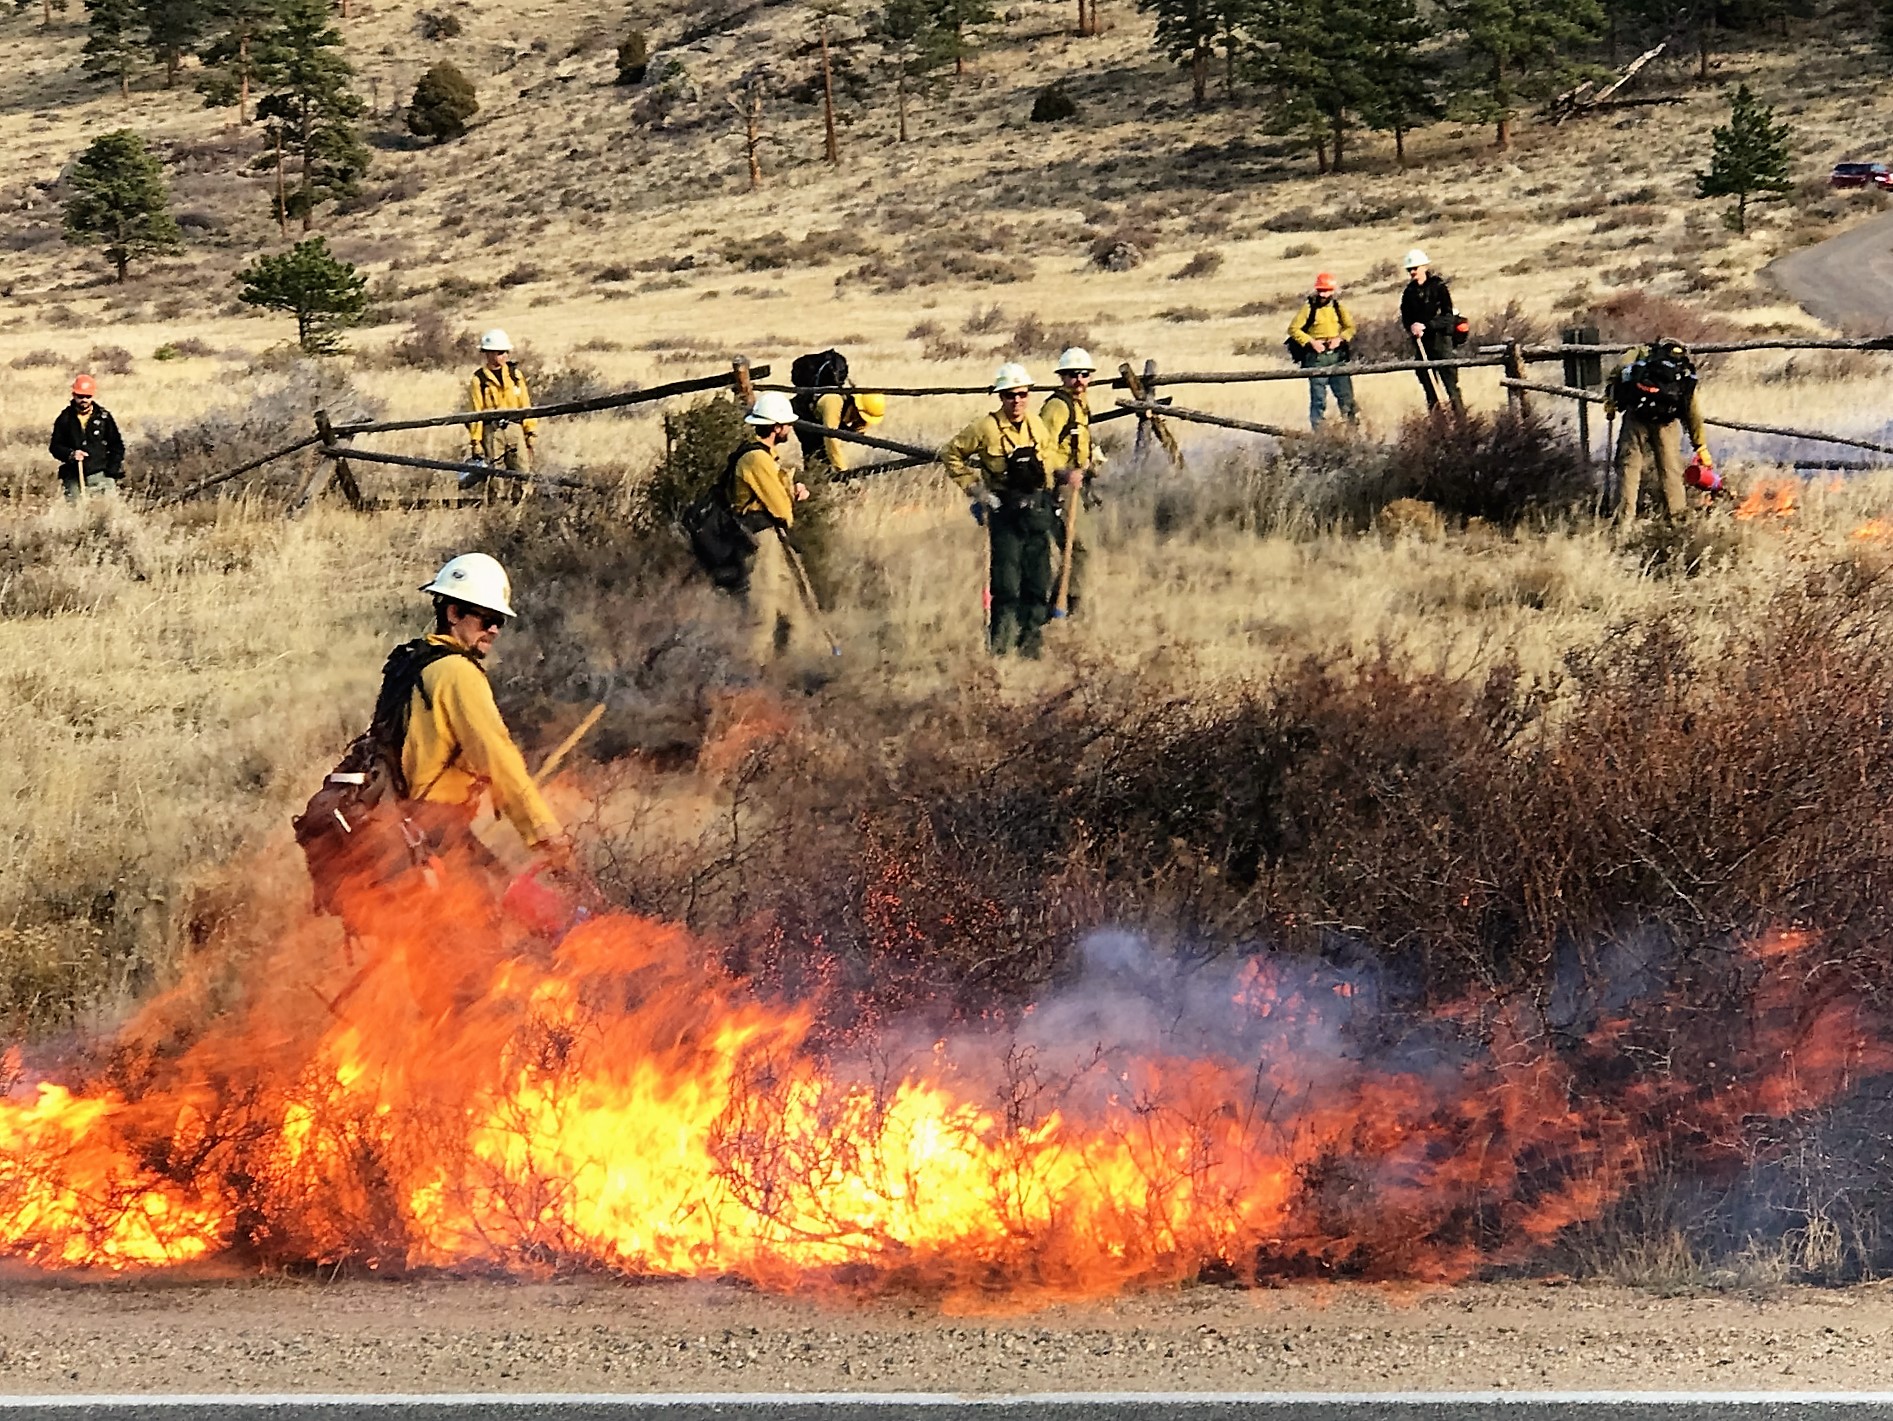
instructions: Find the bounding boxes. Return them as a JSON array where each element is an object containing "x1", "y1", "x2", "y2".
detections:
[{"x1": 0, "y1": 1279, "x2": 1888, "y2": 1394}]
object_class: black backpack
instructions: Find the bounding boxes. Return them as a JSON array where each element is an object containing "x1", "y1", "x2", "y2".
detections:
[
  {"x1": 789, "y1": 350, "x2": 849, "y2": 458},
  {"x1": 682, "y1": 440, "x2": 770, "y2": 591},
  {"x1": 293, "y1": 639, "x2": 476, "y2": 913},
  {"x1": 1617, "y1": 340, "x2": 1696, "y2": 423}
]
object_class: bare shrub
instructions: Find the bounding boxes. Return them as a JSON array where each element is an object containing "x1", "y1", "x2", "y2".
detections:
[
  {"x1": 1575, "y1": 291, "x2": 1737, "y2": 348},
  {"x1": 1011, "y1": 315, "x2": 1092, "y2": 356},
  {"x1": 385, "y1": 309, "x2": 472, "y2": 369},
  {"x1": 961, "y1": 304, "x2": 1009, "y2": 336},
  {"x1": 1172, "y1": 250, "x2": 1223, "y2": 280},
  {"x1": 130, "y1": 364, "x2": 383, "y2": 500},
  {"x1": 8, "y1": 350, "x2": 63, "y2": 369},
  {"x1": 85, "y1": 345, "x2": 134, "y2": 376},
  {"x1": 1383, "y1": 407, "x2": 1592, "y2": 527}
]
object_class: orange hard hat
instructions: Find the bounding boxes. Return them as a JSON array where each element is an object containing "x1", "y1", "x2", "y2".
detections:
[
  {"x1": 71, "y1": 375, "x2": 96, "y2": 396},
  {"x1": 1313, "y1": 272, "x2": 1338, "y2": 293}
]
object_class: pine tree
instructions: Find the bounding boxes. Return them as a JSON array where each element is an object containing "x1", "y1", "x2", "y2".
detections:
[
  {"x1": 406, "y1": 60, "x2": 478, "y2": 140},
  {"x1": 236, "y1": 236, "x2": 367, "y2": 353},
  {"x1": 142, "y1": 0, "x2": 206, "y2": 87},
  {"x1": 1696, "y1": 81, "x2": 1792, "y2": 232},
  {"x1": 196, "y1": 0, "x2": 281, "y2": 122},
  {"x1": 63, "y1": 129, "x2": 183, "y2": 282},
  {"x1": 1877, "y1": 0, "x2": 1893, "y2": 55},
  {"x1": 1251, "y1": 0, "x2": 1378, "y2": 170},
  {"x1": 917, "y1": 0, "x2": 995, "y2": 75},
  {"x1": 81, "y1": 0, "x2": 140, "y2": 97},
  {"x1": 1139, "y1": 0, "x2": 1230, "y2": 105},
  {"x1": 879, "y1": 0, "x2": 929, "y2": 139},
  {"x1": 1444, "y1": 0, "x2": 1603, "y2": 148},
  {"x1": 1356, "y1": 0, "x2": 1442, "y2": 164},
  {"x1": 250, "y1": 0, "x2": 368, "y2": 231}
]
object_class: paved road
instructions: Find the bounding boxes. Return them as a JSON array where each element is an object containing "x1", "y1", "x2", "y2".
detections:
[
  {"x1": 1765, "y1": 208, "x2": 1893, "y2": 333},
  {"x1": 11, "y1": 1394, "x2": 1893, "y2": 1421}
]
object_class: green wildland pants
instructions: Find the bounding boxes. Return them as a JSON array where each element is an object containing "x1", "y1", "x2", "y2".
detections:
[{"x1": 988, "y1": 492, "x2": 1056, "y2": 657}]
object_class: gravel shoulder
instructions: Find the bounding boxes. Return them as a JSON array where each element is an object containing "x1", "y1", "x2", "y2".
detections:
[{"x1": 1, "y1": 1279, "x2": 1891, "y2": 1396}]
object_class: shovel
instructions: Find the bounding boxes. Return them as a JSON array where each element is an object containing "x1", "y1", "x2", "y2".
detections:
[
  {"x1": 1051, "y1": 480, "x2": 1080, "y2": 619},
  {"x1": 1411, "y1": 333, "x2": 1439, "y2": 409}
]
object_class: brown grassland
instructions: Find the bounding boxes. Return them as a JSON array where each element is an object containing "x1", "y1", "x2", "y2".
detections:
[{"x1": 4, "y1": 0, "x2": 1893, "y2": 1282}]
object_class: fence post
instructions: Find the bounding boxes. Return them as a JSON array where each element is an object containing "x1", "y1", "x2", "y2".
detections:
[
  {"x1": 1122, "y1": 361, "x2": 1151, "y2": 462},
  {"x1": 1562, "y1": 325, "x2": 1603, "y2": 465},
  {"x1": 731, "y1": 356, "x2": 755, "y2": 406},
  {"x1": 1504, "y1": 341, "x2": 1528, "y2": 417}
]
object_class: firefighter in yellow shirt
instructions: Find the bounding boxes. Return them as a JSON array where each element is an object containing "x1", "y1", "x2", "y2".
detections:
[
  {"x1": 465, "y1": 329, "x2": 537, "y2": 480},
  {"x1": 1286, "y1": 273, "x2": 1359, "y2": 429},
  {"x1": 1041, "y1": 348, "x2": 1100, "y2": 620},
  {"x1": 940, "y1": 362, "x2": 1061, "y2": 658},
  {"x1": 800, "y1": 390, "x2": 889, "y2": 477},
  {"x1": 728, "y1": 391, "x2": 812, "y2": 659}
]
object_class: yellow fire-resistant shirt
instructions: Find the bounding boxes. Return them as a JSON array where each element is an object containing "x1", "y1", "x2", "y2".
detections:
[
  {"x1": 402, "y1": 634, "x2": 560, "y2": 847},
  {"x1": 465, "y1": 361, "x2": 538, "y2": 445},
  {"x1": 939, "y1": 410, "x2": 1059, "y2": 492},
  {"x1": 813, "y1": 392, "x2": 853, "y2": 472},
  {"x1": 729, "y1": 442, "x2": 797, "y2": 527},
  {"x1": 1039, "y1": 390, "x2": 1093, "y2": 473},
  {"x1": 1286, "y1": 297, "x2": 1357, "y2": 349}
]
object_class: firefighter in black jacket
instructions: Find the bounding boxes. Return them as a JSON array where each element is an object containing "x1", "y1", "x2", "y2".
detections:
[
  {"x1": 1399, "y1": 250, "x2": 1465, "y2": 415},
  {"x1": 48, "y1": 375, "x2": 125, "y2": 500}
]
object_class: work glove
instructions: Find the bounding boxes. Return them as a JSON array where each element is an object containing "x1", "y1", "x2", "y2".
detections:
[{"x1": 967, "y1": 481, "x2": 1001, "y2": 525}]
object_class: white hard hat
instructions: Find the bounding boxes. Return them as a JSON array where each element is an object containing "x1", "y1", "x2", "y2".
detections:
[
  {"x1": 421, "y1": 552, "x2": 515, "y2": 619},
  {"x1": 479, "y1": 328, "x2": 513, "y2": 352},
  {"x1": 1403, "y1": 249, "x2": 1429, "y2": 270},
  {"x1": 1053, "y1": 347, "x2": 1095, "y2": 374},
  {"x1": 746, "y1": 390, "x2": 798, "y2": 426},
  {"x1": 991, "y1": 361, "x2": 1033, "y2": 393}
]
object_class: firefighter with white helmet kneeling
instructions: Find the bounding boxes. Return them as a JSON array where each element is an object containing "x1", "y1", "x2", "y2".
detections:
[
  {"x1": 464, "y1": 328, "x2": 537, "y2": 485},
  {"x1": 1041, "y1": 347, "x2": 1102, "y2": 620},
  {"x1": 940, "y1": 362, "x2": 1061, "y2": 658}
]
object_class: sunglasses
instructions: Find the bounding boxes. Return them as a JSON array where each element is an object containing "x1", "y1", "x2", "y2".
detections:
[
  {"x1": 455, "y1": 606, "x2": 506, "y2": 630},
  {"x1": 999, "y1": 389, "x2": 1031, "y2": 400}
]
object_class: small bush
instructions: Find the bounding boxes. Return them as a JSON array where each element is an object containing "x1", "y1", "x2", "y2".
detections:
[
  {"x1": 9, "y1": 349, "x2": 63, "y2": 369},
  {"x1": 406, "y1": 62, "x2": 479, "y2": 143},
  {"x1": 1172, "y1": 249, "x2": 1223, "y2": 280},
  {"x1": 1281, "y1": 239, "x2": 1319, "y2": 258},
  {"x1": 1383, "y1": 406, "x2": 1592, "y2": 527},
  {"x1": 1011, "y1": 314, "x2": 1092, "y2": 356},
  {"x1": 86, "y1": 345, "x2": 134, "y2": 376},
  {"x1": 1030, "y1": 84, "x2": 1077, "y2": 122},
  {"x1": 594, "y1": 263, "x2": 633, "y2": 283},
  {"x1": 1573, "y1": 291, "x2": 1736, "y2": 349},
  {"x1": 961, "y1": 303, "x2": 1008, "y2": 335},
  {"x1": 385, "y1": 309, "x2": 472, "y2": 369},
  {"x1": 498, "y1": 263, "x2": 543, "y2": 288},
  {"x1": 418, "y1": 9, "x2": 462, "y2": 38},
  {"x1": 644, "y1": 395, "x2": 748, "y2": 529},
  {"x1": 617, "y1": 29, "x2": 650, "y2": 85}
]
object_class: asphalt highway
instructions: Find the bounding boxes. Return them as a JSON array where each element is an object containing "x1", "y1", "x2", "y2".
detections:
[
  {"x1": 1765, "y1": 207, "x2": 1893, "y2": 332},
  {"x1": 10, "y1": 1394, "x2": 1893, "y2": 1421}
]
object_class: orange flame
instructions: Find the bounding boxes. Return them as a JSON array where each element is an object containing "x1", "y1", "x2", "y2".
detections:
[
  {"x1": 1852, "y1": 519, "x2": 1892, "y2": 541},
  {"x1": 1734, "y1": 480, "x2": 1800, "y2": 520},
  {"x1": 0, "y1": 866, "x2": 1881, "y2": 1298}
]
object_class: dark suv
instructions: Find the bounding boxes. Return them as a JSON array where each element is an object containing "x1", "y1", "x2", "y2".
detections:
[{"x1": 1830, "y1": 161, "x2": 1893, "y2": 190}]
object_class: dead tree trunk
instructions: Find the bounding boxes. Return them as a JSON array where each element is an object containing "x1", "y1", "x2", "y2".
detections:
[{"x1": 819, "y1": 17, "x2": 839, "y2": 164}]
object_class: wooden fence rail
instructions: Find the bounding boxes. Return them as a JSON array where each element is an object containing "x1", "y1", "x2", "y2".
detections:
[
  {"x1": 1499, "y1": 378, "x2": 1893, "y2": 459},
  {"x1": 150, "y1": 433, "x2": 321, "y2": 508},
  {"x1": 330, "y1": 366, "x2": 772, "y2": 439},
  {"x1": 316, "y1": 446, "x2": 612, "y2": 492}
]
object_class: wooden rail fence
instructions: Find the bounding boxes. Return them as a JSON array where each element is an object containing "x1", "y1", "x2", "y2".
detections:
[{"x1": 155, "y1": 336, "x2": 1893, "y2": 512}]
